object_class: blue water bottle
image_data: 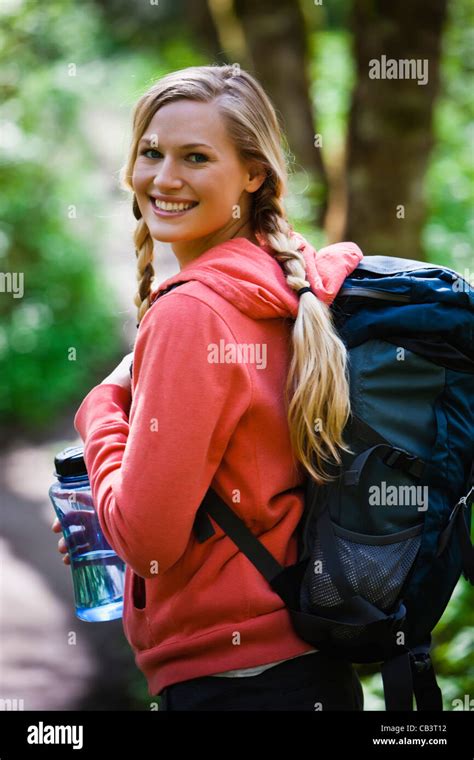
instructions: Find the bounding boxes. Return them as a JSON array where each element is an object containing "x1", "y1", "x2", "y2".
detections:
[{"x1": 49, "y1": 445, "x2": 125, "y2": 622}]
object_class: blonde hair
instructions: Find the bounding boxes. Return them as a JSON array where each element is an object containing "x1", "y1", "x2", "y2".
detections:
[{"x1": 121, "y1": 64, "x2": 352, "y2": 484}]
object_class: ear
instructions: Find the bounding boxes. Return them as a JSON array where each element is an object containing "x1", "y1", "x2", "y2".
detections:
[{"x1": 245, "y1": 163, "x2": 267, "y2": 194}]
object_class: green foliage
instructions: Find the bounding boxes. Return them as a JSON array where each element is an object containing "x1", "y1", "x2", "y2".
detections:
[
  {"x1": 310, "y1": 30, "x2": 355, "y2": 158},
  {"x1": 0, "y1": 0, "x2": 120, "y2": 432},
  {"x1": 302, "y1": 0, "x2": 352, "y2": 33}
]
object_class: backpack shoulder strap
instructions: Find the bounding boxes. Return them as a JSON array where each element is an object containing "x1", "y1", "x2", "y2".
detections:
[{"x1": 193, "y1": 489, "x2": 305, "y2": 609}]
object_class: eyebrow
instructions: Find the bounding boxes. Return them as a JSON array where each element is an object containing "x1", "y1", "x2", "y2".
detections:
[{"x1": 138, "y1": 138, "x2": 214, "y2": 150}]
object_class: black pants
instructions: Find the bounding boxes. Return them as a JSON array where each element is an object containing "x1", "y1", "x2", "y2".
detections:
[{"x1": 157, "y1": 652, "x2": 364, "y2": 711}]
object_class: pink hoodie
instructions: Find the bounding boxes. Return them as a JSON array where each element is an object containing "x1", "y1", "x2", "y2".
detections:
[{"x1": 74, "y1": 233, "x2": 363, "y2": 696}]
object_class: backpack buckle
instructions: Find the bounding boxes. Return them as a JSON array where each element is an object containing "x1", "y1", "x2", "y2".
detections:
[
  {"x1": 384, "y1": 448, "x2": 422, "y2": 477},
  {"x1": 410, "y1": 652, "x2": 432, "y2": 674}
]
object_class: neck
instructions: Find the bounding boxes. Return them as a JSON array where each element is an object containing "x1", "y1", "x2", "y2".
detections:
[{"x1": 173, "y1": 217, "x2": 258, "y2": 270}]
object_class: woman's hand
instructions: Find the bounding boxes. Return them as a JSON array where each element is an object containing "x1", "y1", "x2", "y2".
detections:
[
  {"x1": 100, "y1": 351, "x2": 134, "y2": 391},
  {"x1": 51, "y1": 511, "x2": 98, "y2": 566},
  {"x1": 51, "y1": 354, "x2": 134, "y2": 567},
  {"x1": 52, "y1": 517, "x2": 71, "y2": 566}
]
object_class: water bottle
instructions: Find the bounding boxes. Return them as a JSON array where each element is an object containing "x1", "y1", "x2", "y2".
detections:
[{"x1": 49, "y1": 445, "x2": 126, "y2": 622}]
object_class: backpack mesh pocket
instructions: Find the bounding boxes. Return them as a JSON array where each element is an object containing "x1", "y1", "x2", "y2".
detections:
[{"x1": 301, "y1": 525, "x2": 423, "y2": 615}]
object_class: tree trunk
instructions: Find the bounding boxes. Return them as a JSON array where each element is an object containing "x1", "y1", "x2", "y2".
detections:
[
  {"x1": 183, "y1": 0, "x2": 225, "y2": 62},
  {"x1": 233, "y1": 0, "x2": 328, "y2": 226},
  {"x1": 345, "y1": 0, "x2": 448, "y2": 259}
]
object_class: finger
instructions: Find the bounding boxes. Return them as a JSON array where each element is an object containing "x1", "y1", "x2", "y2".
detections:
[
  {"x1": 63, "y1": 554, "x2": 71, "y2": 566},
  {"x1": 58, "y1": 537, "x2": 68, "y2": 554},
  {"x1": 52, "y1": 518, "x2": 62, "y2": 533}
]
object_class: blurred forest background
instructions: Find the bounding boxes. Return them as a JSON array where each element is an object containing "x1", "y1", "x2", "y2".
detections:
[{"x1": 0, "y1": 0, "x2": 472, "y2": 711}]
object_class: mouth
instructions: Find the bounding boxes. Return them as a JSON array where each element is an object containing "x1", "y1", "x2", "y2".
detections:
[{"x1": 149, "y1": 197, "x2": 199, "y2": 217}]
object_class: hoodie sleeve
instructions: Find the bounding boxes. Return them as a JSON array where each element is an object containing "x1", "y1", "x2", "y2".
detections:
[{"x1": 74, "y1": 292, "x2": 252, "y2": 578}]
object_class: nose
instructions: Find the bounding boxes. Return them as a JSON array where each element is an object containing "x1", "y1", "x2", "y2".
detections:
[{"x1": 152, "y1": 155, "x2": 183, "y2": 191}]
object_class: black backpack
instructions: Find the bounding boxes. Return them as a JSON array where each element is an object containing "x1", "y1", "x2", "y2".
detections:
[{"x1": 192, "y1": 255, "x2": 474, "y2": 711}]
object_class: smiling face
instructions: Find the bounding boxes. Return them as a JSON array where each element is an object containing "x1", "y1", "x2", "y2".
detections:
[{"x1": 132, "y1": 99, "x2": 266, "y2": 268}]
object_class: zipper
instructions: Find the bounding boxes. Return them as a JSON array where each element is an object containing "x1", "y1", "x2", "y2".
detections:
[{"x1": 338, "y1": 286, "x2": 411, "y2": 302}]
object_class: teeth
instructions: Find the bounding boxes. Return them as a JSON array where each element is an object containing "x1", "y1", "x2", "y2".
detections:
[{"x1": 153, "y1": 199, "x2": 196, "y2": 211}]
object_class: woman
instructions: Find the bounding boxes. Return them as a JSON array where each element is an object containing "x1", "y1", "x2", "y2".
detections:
[{"x1": 53, "y1": 64, "x2": 364, "y2": 710}]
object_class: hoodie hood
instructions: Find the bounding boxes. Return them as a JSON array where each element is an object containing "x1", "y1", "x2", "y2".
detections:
[{"x1": 151, "y1": 232, "x2": 364, "y2": 320}]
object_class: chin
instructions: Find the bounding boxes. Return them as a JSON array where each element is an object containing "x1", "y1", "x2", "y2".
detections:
[
  {"x1": 149, "y1": 230, "x2": 181, "y2": 243},
  {"x1": 148, "y1": 222, "x2": 208, "y2": 244},
  {"x1": 151, "y1": 233, "x2": 198, "y2": 246},
  {"x1": 155, "y1": 232, "x2": 202, "y2": 244}
]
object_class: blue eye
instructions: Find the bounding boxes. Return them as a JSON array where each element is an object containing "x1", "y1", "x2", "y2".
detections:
[
  {"x1": 140, "y1": 149, "x2": 208, "y2": 163},
  {"x1": 188, "y1": 153, "x2": 208, "y2": 163}
]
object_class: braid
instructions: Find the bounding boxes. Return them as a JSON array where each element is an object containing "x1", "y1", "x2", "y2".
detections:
[
  {"x1": 254, "y1": 180, "x2": 353, "y2": 484},
  {"x1": 254, "y1": 179, "x2": 313, "y2": 297},
  {"x1": 133, "y1": 217, "x2": 155, "y2": 325}
]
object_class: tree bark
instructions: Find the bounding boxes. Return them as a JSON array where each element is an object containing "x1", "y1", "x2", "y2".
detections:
[
  {"x1": 183, "y1": 0, "x2": 224, "y2": 63},
  {"x1": 233, "y1": 0, "x2": 328, "y2": 226},
  {"x1": 345, "y1": 0, "x2": 448, "y2": 259}
]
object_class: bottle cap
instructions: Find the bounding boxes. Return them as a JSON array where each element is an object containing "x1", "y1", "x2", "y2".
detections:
[{"x1": 54, "y1": 446, "x2": 88, "y2": 478}]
